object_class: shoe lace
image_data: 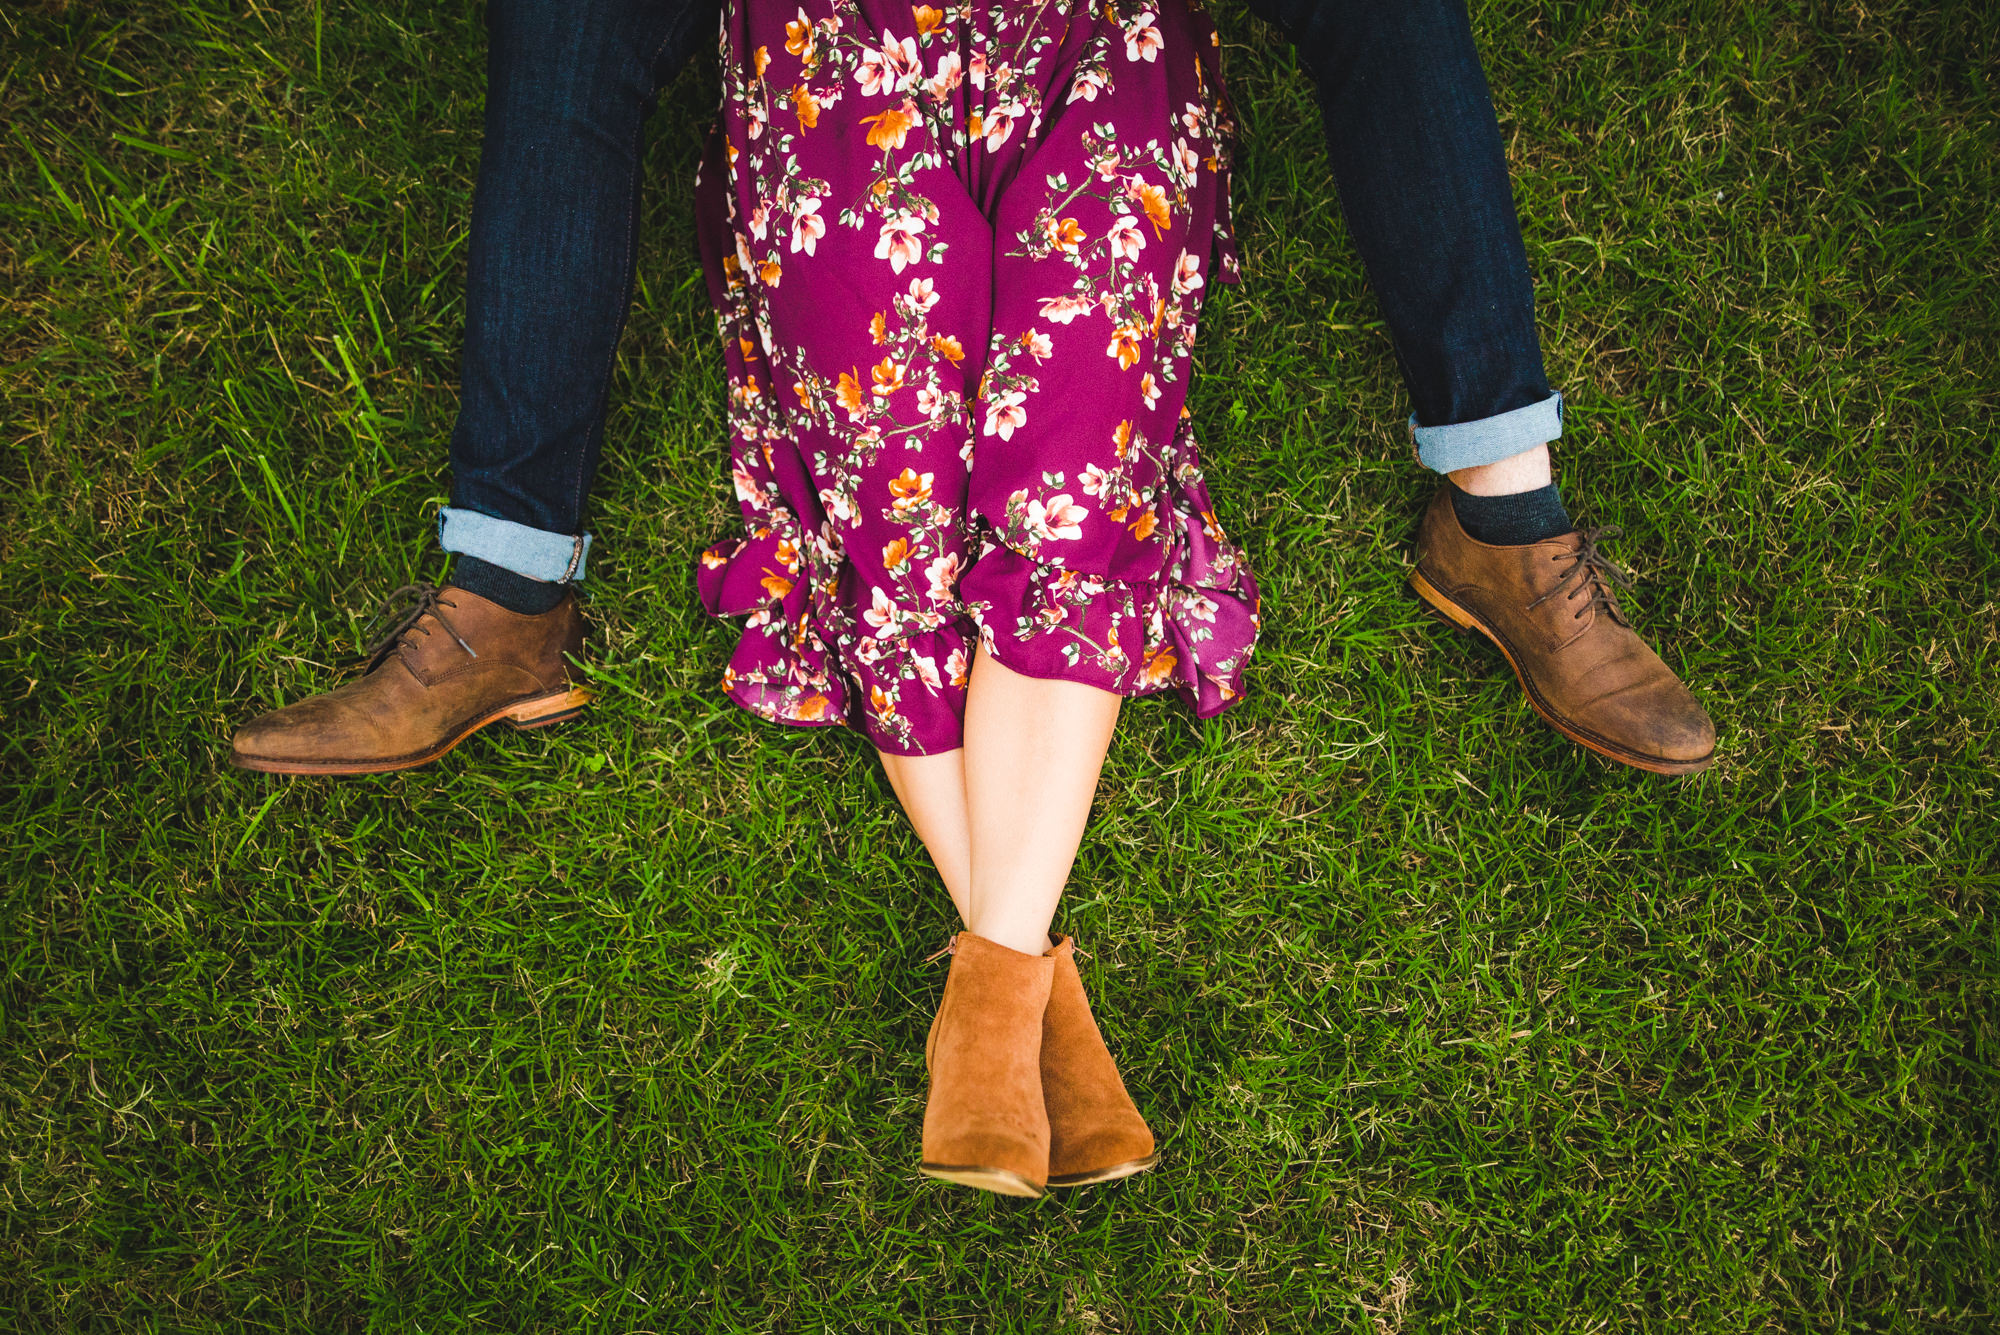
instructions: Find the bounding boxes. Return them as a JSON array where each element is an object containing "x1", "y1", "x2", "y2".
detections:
[
  {"x1": 360, "y1": 582, "x2": 475, "y2": 670},
  {"x1": 1525, "y1": 526, "x2": 1633, "y2": 627}
]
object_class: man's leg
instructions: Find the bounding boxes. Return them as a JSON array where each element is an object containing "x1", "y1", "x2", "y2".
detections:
[
  {"x1": 1243, "y1": 0, "x2": 1715, "y2": 772},
  {"x1": 1241, "y1": 0, "x2": 1559, "y2": 475},
  {"x1": 443, "y1": 0, "x2": 717, "y2": 612},
  {"x1": 231, "y1": 0, "x2": 716, "y2": 775}
]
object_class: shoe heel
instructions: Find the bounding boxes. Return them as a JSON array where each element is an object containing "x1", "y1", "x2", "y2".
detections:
[
  {"x1": 1409, "y1": 568, "x2": 1479, "y2": 633},
  {"x1": 504, "y1": 687, "x2": 592, "y2": 730}
]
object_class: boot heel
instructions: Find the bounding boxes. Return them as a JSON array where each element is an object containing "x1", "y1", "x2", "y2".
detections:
[{"x1": 504, "y1": 687, "x2": 592, "y2": 730}]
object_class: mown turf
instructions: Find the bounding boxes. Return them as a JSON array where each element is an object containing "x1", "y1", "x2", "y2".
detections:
[{"x1": 3, "y1": 1, "x2": 1996, "y2": 1331}]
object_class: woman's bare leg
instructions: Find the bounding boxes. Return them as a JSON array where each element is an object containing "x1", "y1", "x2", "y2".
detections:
[
  {"x1": 878, "y1": 647, "x2": 1120, "y2": 951},
  {"x1": 877, "y1": 750, "x2": 973, "y2": 922},
  {"x1": 962, "y1": 647, "x2": 1121, "y2": 955}
]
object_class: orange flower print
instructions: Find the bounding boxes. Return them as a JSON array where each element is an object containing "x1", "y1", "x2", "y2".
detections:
[
  {"x1": 754, "y1": 44, "x2": 772, "y2": 78},
  {"x1": 738, "y1": 336, "x2": 761, "y2": 362},
  {"x1": 882, "y1": 536, "x2": 911, "y2": 571},
  {"x1": 1020, "y1": 329, "x2": 1053, "y2": 361},
  {"x1": 1140, "y1": 372, "x2": 1161, "y2": 410},
  {"x1": 1130, "y1": 177, "x2": 1172, "y2": 235},
  {"x1": 1138, "y1": 646, "x2": 1179, "y2": 688},
  {"x1": 861, "y1": 101, "x2": 920, "y2": 150},
  {"x1": 1107, "y1": 323, "x2": 1143, "y2": 370},
  {"x1": 792, "y1": 85, "x2": 820, "y2": 129},
  {"x1": 795, "y1": 693, "x2": 830, "y2": 721},
  {"x1": 792, "y1": 379, "x2": 813, "y2": 408},
  {"x1": 870, "y1": 311, "x2": 888, "y2": 344},
  {"x1": 758, "y1": 258, "x2": 783, "y2": 286},
  {"x1": 871, "y1": 356, "x2": 905, "y2": 397},
  {"x1": 1044, "y1": 216, "x2": 1086, "y2": 254},
  {"x1": 760, "y1": 571, "x2": 794, "y2": 599},
  {"x1": 869, "y1": 685, "x2": 896, "y2": 721},
  {"x1": 1129, "y1": 507, "x2": 1159, "y2": 541},
  {"x1": 784, "y1": 10, "x2": 814, "y2": 57},
  {"x1": 835, "y1": 370, "x2": 867, "y2": 420},
  {"x1": 889, "y1": 468, "x2": 934, "y2": 513},
  {"x1": 932, "y1": 333, "x2": 965, "y2": 363},
  {"x1": 1112, "y1": 418, "x2": 1134, "y2": 458},
  {"x1": 912, "y1": 4, "x2": 943, "y2": 36},
  {"x1": 700, "y1": 548, "x2": 730, "y2": 570}
]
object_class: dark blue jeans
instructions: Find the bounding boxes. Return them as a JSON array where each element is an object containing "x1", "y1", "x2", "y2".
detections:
[{"x1": 441, "y1": 0, "x2": 1561, "y2": 584}]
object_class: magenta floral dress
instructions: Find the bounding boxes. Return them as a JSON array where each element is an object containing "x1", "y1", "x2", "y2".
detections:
[{"x1": 695, "y1": 0, "x2": 1260, "y2": 755}]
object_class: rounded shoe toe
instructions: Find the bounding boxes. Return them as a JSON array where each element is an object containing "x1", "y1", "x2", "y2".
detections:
[
  {"x1": 228, "y1": 686, "x2": 384, "y2": 768},
  {"x1": 1049, "y1": 1123, "x2": 1157, "y2": 1184},
  {"x1": 230, "y1": 709, "x2": 308, "y2": 765},
  {"x1": 1586, "y1": 677, "x2": 1715, "y2": 769}
]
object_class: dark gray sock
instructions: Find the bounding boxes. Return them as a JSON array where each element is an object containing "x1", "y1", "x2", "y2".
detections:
[
  {"x1": 451, "y1": 555, "x2": 571, "y2": 615},
  {"x1": 1448, "y1": 480, "x2": 1574, "y2": 546}
]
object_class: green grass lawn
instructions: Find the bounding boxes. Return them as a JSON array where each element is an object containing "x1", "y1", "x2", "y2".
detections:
[{"x1": 4, "y1": 1, "x2": 1997, "y2": 1329}]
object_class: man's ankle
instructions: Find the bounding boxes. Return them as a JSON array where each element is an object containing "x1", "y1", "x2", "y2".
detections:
[
  {"x1": 1446, "y1": 442, "x2": 1554, "y2": 497},
  {"x1": 451, "y1": 556, "x2": 571, "y2": 615},
  {"x1": 1446, "y1": 479, "x2": 1574, "y2": 546}
]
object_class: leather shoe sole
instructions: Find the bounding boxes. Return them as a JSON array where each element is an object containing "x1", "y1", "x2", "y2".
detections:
[
  {"x1": 1411, "y1": 568, "x2": 1713, "y2": 776},
  {"x1": 1047, "y1": 1151, "x2": 1160, "y2": 1188},
  {"x1": 230, "y1": 686, "x2": 591, "y2": 776},
  {"x1": 918, "y1": 1162, "x2": 1046, "y2": 1198}
]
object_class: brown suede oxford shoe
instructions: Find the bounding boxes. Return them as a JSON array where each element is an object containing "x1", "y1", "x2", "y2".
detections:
[
  {"x1": 1411, "y1": 486, "x2": 1715, "y2": 775},
  {"x1": 230, "y1": 583, "x2": 589, "y2": 775}
]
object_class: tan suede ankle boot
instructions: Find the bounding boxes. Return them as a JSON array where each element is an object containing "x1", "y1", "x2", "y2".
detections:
[
  {"x1": 1041, "y1": 937, "x2": 1159, "y2": 1187},
  {"x1": 919, "y1": 932, "x2": 1055, "y2": 1198}
]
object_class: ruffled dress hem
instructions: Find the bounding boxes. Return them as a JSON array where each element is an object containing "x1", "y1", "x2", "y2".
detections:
[{"x1": 698, "y1": 471, "x2": 1258, "y2": 755}]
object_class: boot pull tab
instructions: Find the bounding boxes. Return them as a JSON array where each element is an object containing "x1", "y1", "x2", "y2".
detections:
[{"x1": 923, "y1": 936, "x2": 959, "y2": 965}]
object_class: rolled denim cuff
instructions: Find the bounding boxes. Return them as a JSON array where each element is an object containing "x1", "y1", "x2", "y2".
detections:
[
  {"x1": 438, "y1": 506, "x2": 591, "y2": 583},
  {"x1": 1411, "y1": 391, "x2": 1564, "y2": 473}
]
